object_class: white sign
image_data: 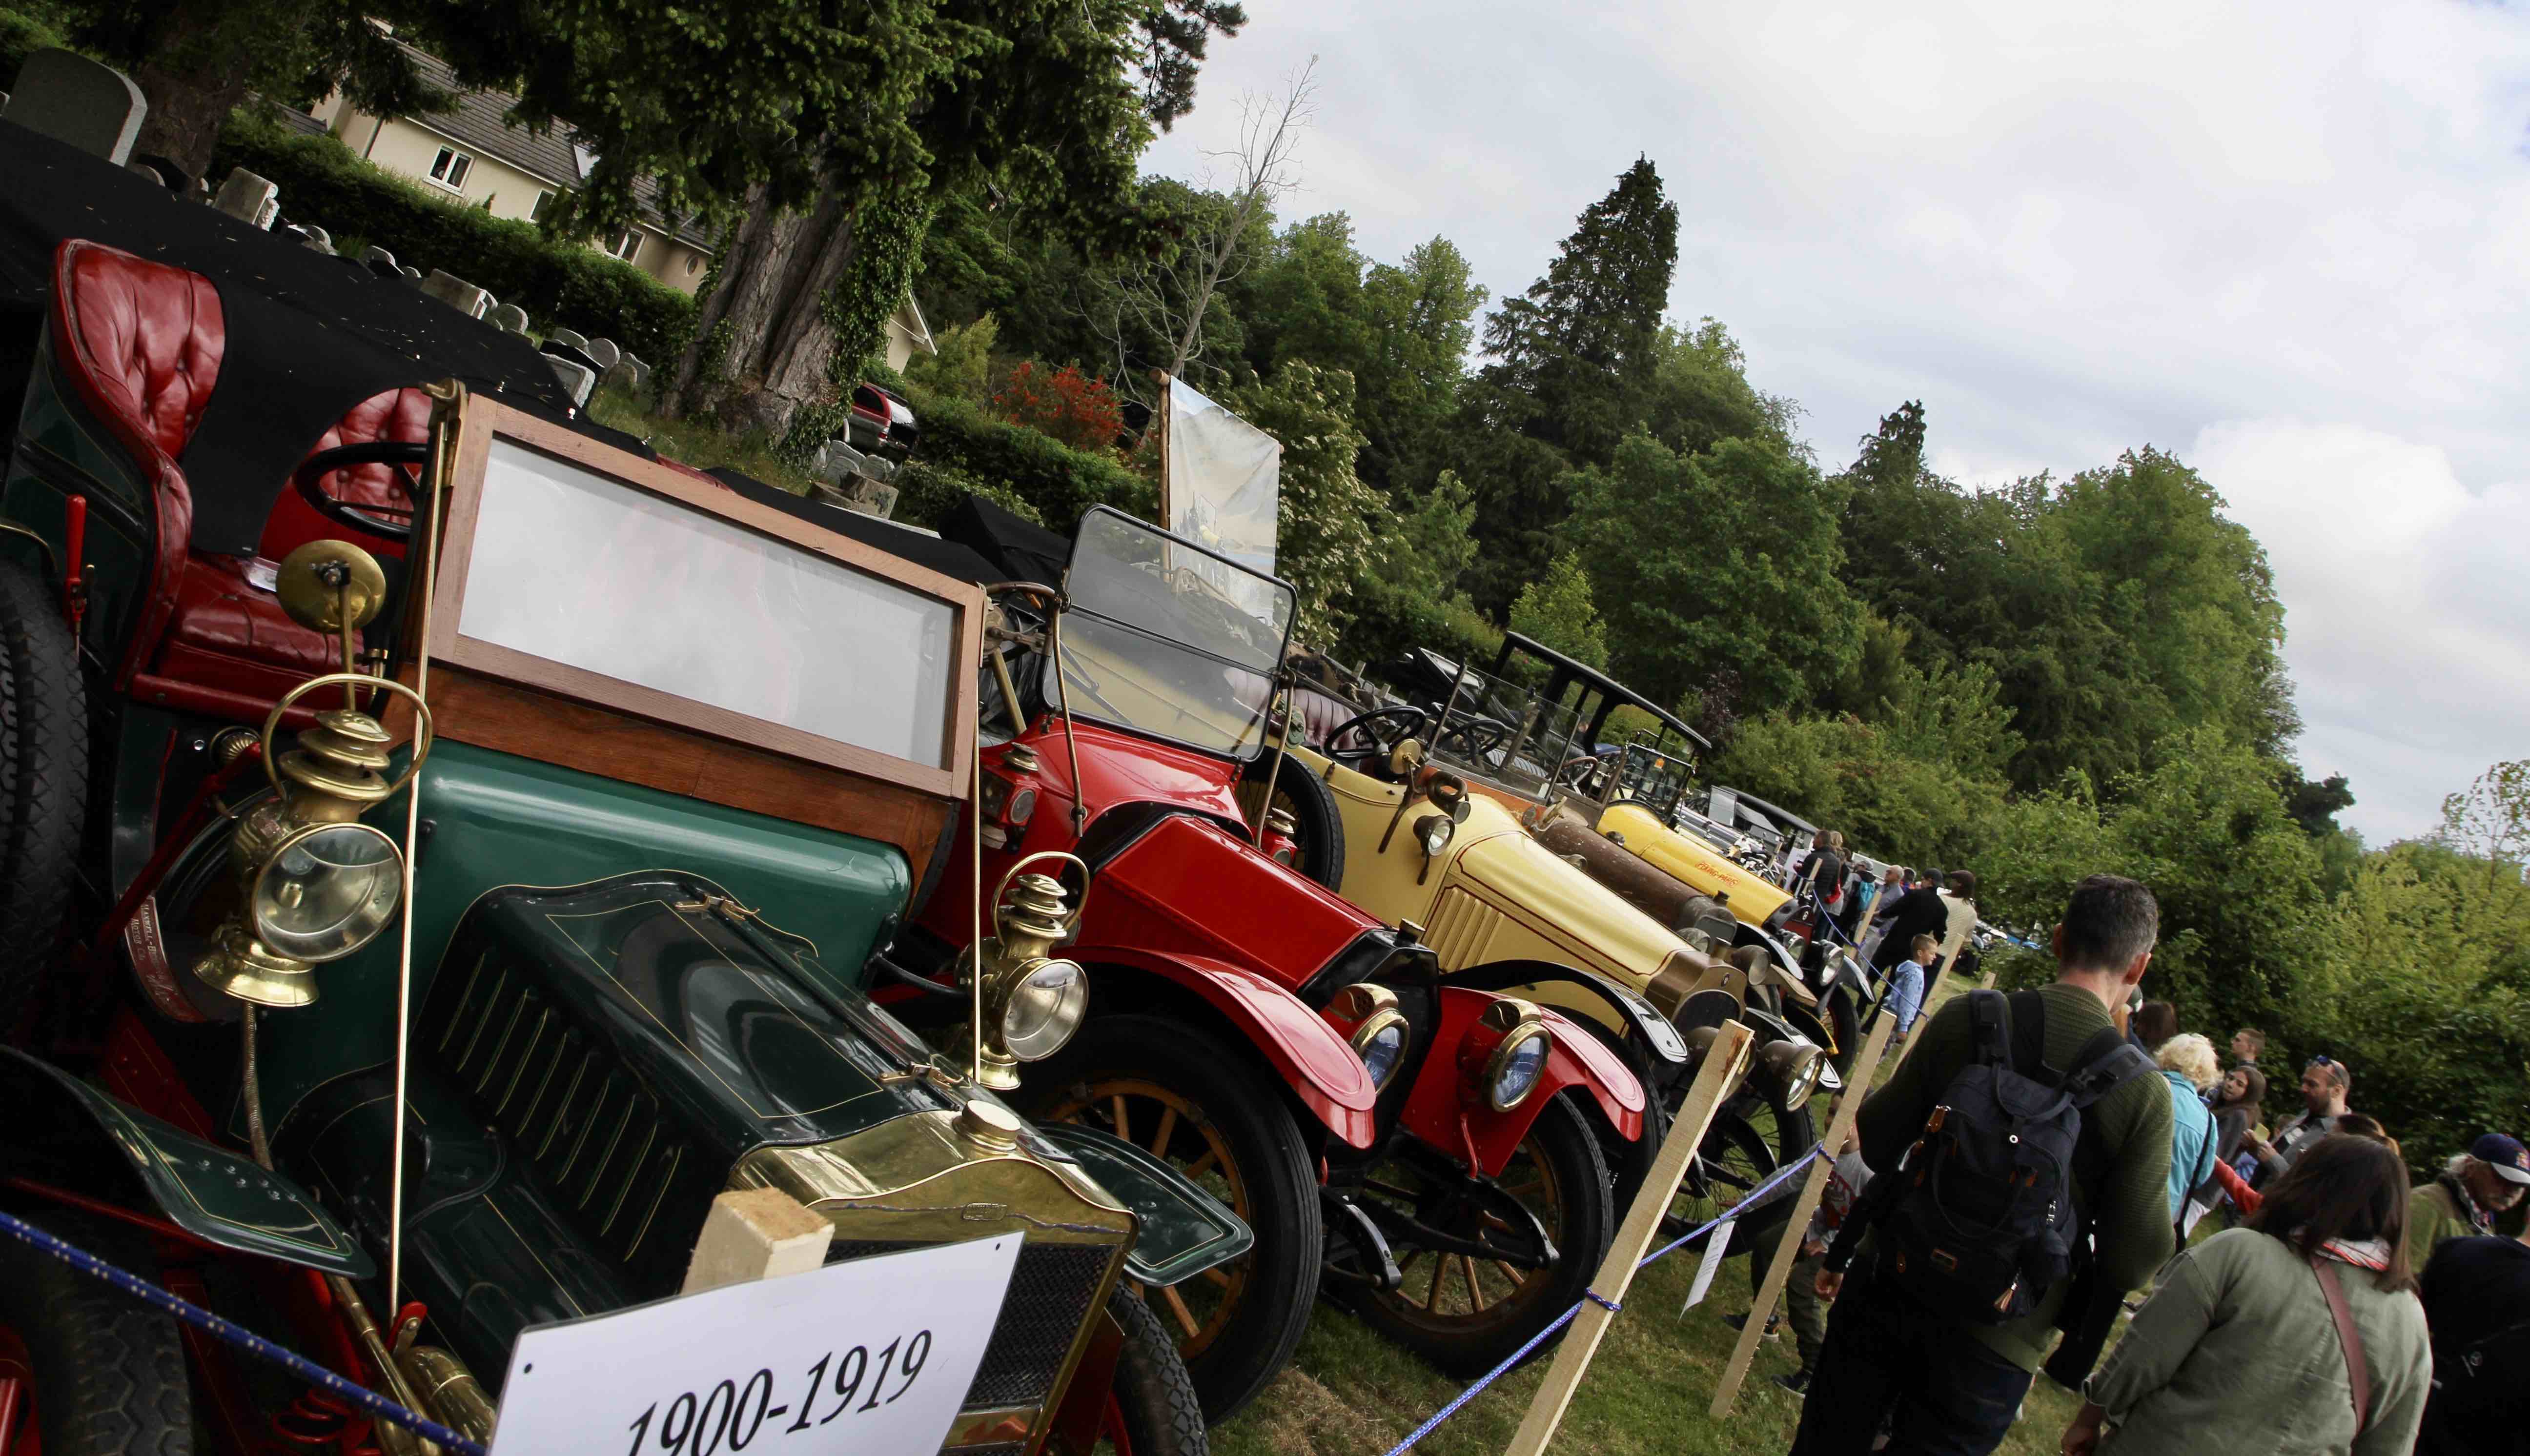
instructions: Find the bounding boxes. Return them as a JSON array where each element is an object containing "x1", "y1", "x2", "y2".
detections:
[
  {"x1": 489, "y1": 1234, "x2": 1022, "y2": 1456},
  {"x1": 1680, "y1": 1219, "x2": 1736, "y2": 1314}
]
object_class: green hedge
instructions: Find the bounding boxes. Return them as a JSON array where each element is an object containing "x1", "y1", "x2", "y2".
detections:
[
  {"x1": 898, "y1": 385, "x2": 1154, "y2": 534},
  {"x1": 210, "y1": 109, "x2": 698, "y2": 365}
]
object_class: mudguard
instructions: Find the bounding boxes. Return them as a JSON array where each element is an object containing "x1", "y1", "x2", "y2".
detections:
[
  {"x1": 1441, "y1": 959, "x2": 1691, "y2": 1067},
  {"x1": 1396, "y1": 987, "x2": 1646, "y2": 1178},
  {"x1": 1080, "y1": 946, "x2": 1380, "y2": 1149},
  {"x1": 0, "y1": 1048, "x2": 372, "y2": 1277},
  {"x1": 1033, "y1": 1122, "x2": 1255, "y2": 1287}
]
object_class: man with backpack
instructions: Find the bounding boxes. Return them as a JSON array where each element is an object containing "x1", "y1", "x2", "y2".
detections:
[{"x1": 1791, "y1": 874, "x2": 2175, "y2": 1456}]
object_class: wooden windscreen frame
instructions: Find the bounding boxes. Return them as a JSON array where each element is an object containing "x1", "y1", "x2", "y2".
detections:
[{"x1": 411, "y1": 392, "x2": 981, "y2": 807}]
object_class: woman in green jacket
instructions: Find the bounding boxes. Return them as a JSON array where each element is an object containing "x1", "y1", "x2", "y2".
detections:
[{"x1": 2059, "y1": 1136, "x2": 2430, "y2": 1456}]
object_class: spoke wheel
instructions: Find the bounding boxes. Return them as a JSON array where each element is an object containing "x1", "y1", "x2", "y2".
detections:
[
  {"x1": 1027, "y1": 1015, "x2": 1320, "y2": 1424},
  {"x1": 1082, "y1": 1288, "x2": 1204, "y2": 1456},
  {"x1": 1668, "y1": 1093, "x2": 1818, "y2": 1254},
  {"x1": 1342, "y1": 1095, "x2": 1613, "y2": 1377}
]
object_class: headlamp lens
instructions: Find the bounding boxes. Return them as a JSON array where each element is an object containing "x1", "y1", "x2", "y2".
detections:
[
  {"x1": 250, "y1": 822, "x2": 404, "y2": 962},
  {"x1": 1002, "y1": 958, "x2": 1088, "y2": 1061},
  {"x1": 1417, "y1": 813, "x2": 1455, "y2": 857},
  {"x1": 1491, "y1": 1031, "x2": 1549, "y2": 1110},
  {"x1": 1358, "y1": 1020, "x2": 1407, "y2": 1089}
]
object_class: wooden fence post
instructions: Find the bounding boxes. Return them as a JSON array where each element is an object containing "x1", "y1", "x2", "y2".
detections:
[
  {"x1": 1708, "y1": 1013, "x2": 1899, "y2": 1416},
  {"x1": 1503, "y1": 1021, "x2": 1755, "y2": 1456}
]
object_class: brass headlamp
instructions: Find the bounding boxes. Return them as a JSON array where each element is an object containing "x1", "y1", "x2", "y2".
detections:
[
  {"x1": 961, "y1": 852, "x2": 1092, "y2": 1090},
  {"x1": 193, "y1": 541, "x2": 433, "y2": 1008}
]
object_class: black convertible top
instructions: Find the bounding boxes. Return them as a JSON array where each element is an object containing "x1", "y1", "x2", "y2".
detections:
[{"x1": 0, "y1": 120, "x2": 645, "y2": 557}]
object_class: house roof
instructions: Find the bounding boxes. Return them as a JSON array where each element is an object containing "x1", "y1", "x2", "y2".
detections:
[
  {"x1": 891, "y1": 294, "x2": 936, "y2": 356},
  {"x1": 394, "y1": 45, "x2": 714, "y2": 251}
]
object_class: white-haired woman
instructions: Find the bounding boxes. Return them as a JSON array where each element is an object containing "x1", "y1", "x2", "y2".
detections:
[{"x1": 2156, "y1": 1032, "x2": 2221, "y2": 1226}]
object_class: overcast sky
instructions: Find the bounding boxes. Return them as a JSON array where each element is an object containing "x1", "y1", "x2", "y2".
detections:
[{"x1": 1146, "y1": 0, "x2": 2530, "y2": 845}]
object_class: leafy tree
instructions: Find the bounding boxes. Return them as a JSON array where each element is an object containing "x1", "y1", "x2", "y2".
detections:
[
  {"x1": 1136, "y1": 0, "x2": 1247, "y2": 128},
  {"x1": 1456, "y1": 158, "x2": 1679, "y2": 612},
  {"x1": 2438, "y1": 759, "x2": 2530, "y2": 874},
  {"x1": 1560, "y1": 432, "x2": 1858, "y2": 714},
  {"x1": 993, "y1": 362, "x2": 1125, "y2": 454},
  {"x1": 2278, "y1": 768, "x2": 2357, "y2": 839},
  {"x1": 1640, "y1": 318, "x2": 1798, "y2": 459},
  {"x1": 1708, "y1": 710, "x2": 2009, "y2": 873},
  {"x1": 1509, "y1": 551, "x2": 1607, "y2": 669},
  {"x1": 904, "y1": 313, "x2": 1001, "y2": 404}
]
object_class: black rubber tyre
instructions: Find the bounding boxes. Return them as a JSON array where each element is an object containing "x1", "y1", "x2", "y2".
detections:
[
  {"x1": 1094, "y1": 1286, "x2": 1207, "y2": 1456},
  {"x1": 1823, "y1": 985, "x2": 1862, "y2": 1079},
  {"x1": 1237, "y1": 752, "x2": 1345, "y2": 892},
  {"x1": 1346, "y1": 1093, "x2": 1614, "y2": 1378},
  {"x1": 0, "y1": 1209, "x2": 193, "y2": 1455},
  {"x1": 1027, "y1": 1014, "x2": 1321, "y2": 1425},
  {"x1": 0, "y1": 557, "x2": 87, "y2": 998},
  {"x1": 1666, "y1": 1105, "x2": 1778, "y2": 1254}
]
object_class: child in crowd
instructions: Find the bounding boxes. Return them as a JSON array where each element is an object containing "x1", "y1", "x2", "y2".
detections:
[{"x1": 1883, "y1": 933, "x2": 1934, "y2": 1035}]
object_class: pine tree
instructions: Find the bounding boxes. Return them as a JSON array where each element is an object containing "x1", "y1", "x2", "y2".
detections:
[{"x1": 1455, "y1": 157, "x2": 1680, "y2": 615}]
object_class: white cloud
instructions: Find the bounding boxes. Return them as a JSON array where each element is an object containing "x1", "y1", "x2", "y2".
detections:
[{"x1": 1145, "y1": 0, "x2": 2530, "y2": 837}]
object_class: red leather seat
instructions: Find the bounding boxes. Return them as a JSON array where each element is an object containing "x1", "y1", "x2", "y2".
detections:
[
  {"x1": 50, "y1": 242, "x2": 425, "y2": 721},
  {"x1": 51, "y1": 241, "x2": 223, "y2": 687}
]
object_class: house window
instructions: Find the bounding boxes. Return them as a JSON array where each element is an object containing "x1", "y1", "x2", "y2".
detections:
[
  {"x1": 684, "y1": 255, "x2": 702, "y2": 277},
  {"x1": 531, "y1": 190, "x2": 557, "y2": 222},
  {"x1": 606, "y1": 229, "x2": 643, "y2": 263},
  {"x1": 427, "y1": 146, "x2": 473, "y2": 190}
]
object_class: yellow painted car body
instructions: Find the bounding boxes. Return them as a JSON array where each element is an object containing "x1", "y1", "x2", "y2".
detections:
[
  {"x1": 1596, "y1": 801, "x2": 1791, "y2": 929},
  {"x1": 1281, "y1": 746, "x2": 1712, "y2": 1038}
]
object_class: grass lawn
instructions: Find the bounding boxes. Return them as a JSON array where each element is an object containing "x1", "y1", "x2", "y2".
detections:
[{"x1": 1212, "y1": 972, "x2": 2096, "y2": 1456}]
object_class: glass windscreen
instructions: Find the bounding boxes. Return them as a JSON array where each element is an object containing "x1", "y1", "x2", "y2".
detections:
[
  {"x1": 1053, "y1": 510, "x2": 1295, "y2": 759},
  {"x1": 459, "y1": 439, "x2": 955, "y2": 768},
  {"x1": 1405, "y1": 662, "x2": 1589, "y2": 794}
]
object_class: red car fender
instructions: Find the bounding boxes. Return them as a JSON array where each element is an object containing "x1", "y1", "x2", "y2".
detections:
[
  {"x1": 1077, "y1": 945, "x2": 1379, "y2": 1150},
  {"x1": 1398, "y1": 987, "x2": 1648, "y2": 1178}
]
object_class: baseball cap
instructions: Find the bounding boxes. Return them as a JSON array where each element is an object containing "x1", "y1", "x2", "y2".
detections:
[{"x1": 2471, "y1": 1132, "x2": 2530, "y2": 1185}]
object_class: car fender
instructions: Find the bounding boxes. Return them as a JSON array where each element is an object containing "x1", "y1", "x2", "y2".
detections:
[
  {"x1": 1397, "y1": 987, "x2": 1647, "y2": 1178},
  {"x1": 0, "y1": 1048, "x2": 374, "y2": 1278},
  {"x1": 1436, "y1": 959, "x2": 1691, "y2": 1068},
  {"x1": 1078, "y1": 946, "x2": 1380, "y2": 1149}
]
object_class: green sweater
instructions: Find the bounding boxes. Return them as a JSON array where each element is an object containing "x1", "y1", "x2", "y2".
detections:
[
  {"x1": 1857, "y1": 980, "x2": 2175, "y2": 1370},
  {"x1": 2400, "y1": 1177, "x2": 2484, "y2": 1275}
]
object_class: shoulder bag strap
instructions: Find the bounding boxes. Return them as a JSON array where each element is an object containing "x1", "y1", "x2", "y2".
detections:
[
  {"x1": 2312, "y1": 1258, "x2": 2373, "y2": 1433},
  {"x1": 1967, "y1": 988, "x2": 2011, "y2": 1067}
]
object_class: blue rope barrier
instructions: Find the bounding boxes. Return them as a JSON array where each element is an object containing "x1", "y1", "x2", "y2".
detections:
[
  {"x1": 1375, "y1": 1141, "x2": 1831, "y2": 1456},
  {"x1": 0, "y1": 1210, "x2": 489, "y2": 1456}
]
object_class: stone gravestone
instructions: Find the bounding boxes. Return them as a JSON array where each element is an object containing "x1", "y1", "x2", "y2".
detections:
[
  {"x1": 361, "y1": 246, "x2": 399, "y2": 278},
  {"x1": 399, "y1": 266, "x2": 422, "y2": 281},
  {"x1": 545, "y1": 327, "x2": 591, "y2": 355},
  {"x1": 253, "y1": 196, "x2": 279, "y2": 230},
  {"x1": 2, "y1": 50, "x2": 146, "y2": 165},
  {"x1": 544, "y1": 355, "x2": 597, "y2": 407},
  {"x1": 601, "y1": 354, "x2": 647, "y2": 395},
  {"x1": 419, "y1": 270, "x2": 491, "y2": 319},
  {"x1": 292, "y1": 224, "x2": 334, "y2": 255},
  {"x1": 583, "y1": 337, "x2": 621, "y2": 371},
  {"x1": 214, "y1": 168, "x2": 277, "y2": 226},
  {"x1": 488, "y1": 304, "x2": 531, "y2": 334}
]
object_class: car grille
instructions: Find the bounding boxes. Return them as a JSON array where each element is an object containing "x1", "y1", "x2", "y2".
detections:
[
  {"x1": 829, "y1": 1239, "x2": 1114, "y2": 1410},
  {"x1": 424, "y1": 952, "x2": 700, "y2": 1273},
  {"x1": 1424, "y1": 886, "x2": 1517, "y2": 967}
]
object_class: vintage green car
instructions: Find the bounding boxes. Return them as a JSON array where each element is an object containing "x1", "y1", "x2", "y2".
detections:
[{"x1": 0, "y1": 230, "x2": 1244, "y2": 1456}]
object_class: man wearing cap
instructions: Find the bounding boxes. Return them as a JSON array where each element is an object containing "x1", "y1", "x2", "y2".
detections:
[{"x1": 2405, "y1": 1133, "x2": 2530, "y2": 1272}]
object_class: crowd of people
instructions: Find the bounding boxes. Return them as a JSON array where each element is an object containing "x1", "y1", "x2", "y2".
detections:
[{"x1": 1733, "y1": 866, "x2": 2529, "y2": 1456}]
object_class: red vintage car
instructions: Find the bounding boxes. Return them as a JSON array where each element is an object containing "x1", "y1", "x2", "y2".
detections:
[{"x1": 888, "y1": 507, "x2": 1671, "y2": 1413}]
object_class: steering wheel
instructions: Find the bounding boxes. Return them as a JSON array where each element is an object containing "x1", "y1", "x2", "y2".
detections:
[
  {"x1": 294, "y1": 440, "x2": 428, "y2": 542},
  {"x1": 1324, "y1": 705, "x2": 1430, "y2": 778},
  {"x1": 1434, "y1": 715, "x2": 1513, "y2": 767},
  {"x1": 1550, "y1": 752, "x2": 1612, "y2": 799}
]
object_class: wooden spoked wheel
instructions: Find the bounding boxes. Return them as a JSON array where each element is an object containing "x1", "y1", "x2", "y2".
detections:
[{"x1": 1041, "y1": 1077, "x2": 1251, "y2": 1357}]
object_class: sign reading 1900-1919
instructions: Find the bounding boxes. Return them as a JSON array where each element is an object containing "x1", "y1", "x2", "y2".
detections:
[
  {"x1": 622, "y1": 1333, "x2": 939, "y2": 1454},
  {"x1": 491, "y1": 1236, "x2": 1022, "y2": 1455}
]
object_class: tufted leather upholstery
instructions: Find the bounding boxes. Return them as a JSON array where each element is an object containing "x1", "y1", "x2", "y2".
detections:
[
  {"x1": 52, "y1": 241, "x2": 223, "y2": 468},
  {"x1": 255, "y1": 385, "x2": 432, "y2": 562}
]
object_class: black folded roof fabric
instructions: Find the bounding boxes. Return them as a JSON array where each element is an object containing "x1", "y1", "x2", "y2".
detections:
[
  {"x1": 699, "y1": 467, "x2": 1002, "y2": 586},
  {"x1": 0, "y1": 120, "x2": 647, "y2": 557},
  {"x1": 940, "y1": 492, "x2": 1072, "y2": 590}
]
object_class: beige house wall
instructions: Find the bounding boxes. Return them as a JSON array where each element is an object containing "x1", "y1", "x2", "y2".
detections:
[{"x1": 317, "y1": 101, "x2": 712, "y2": 296}]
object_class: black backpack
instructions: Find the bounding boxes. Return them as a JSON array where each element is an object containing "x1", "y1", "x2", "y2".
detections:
[{"x1": 1867, "y1": 989, "x2": 2153, "y2": 1324}]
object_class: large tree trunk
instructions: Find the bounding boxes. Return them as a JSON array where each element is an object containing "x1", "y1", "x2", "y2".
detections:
[
  {"x1": 127, "y1": 0, "x2": 259, "y2": 184},
  {"x1": 668, "y1": 183, "x2": 858, "y2": 440}
]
